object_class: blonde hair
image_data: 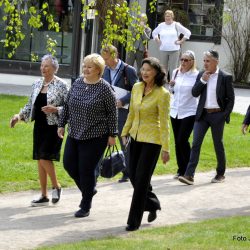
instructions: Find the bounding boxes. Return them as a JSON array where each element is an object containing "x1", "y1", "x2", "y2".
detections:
[
  {"x1": 83, "y1": 53, "x2": 105, "y2": 76},
  {"x1": 100, "y1": 45, "x2": 118, "y2": 59},
  {"x1": 164, "y1": 10, "x2": 174, "y2": 19},
  {"x1": 180, "y1": 50, "x2": 197, "y2": 72}
]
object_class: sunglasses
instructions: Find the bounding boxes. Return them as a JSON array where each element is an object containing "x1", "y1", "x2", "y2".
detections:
[{"x1": 180, "y1": 58, "x2": 192, "y2": 62}]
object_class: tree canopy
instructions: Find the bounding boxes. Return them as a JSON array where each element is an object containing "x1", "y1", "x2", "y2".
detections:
[{"x1": 0, "y1": 0, "x2": 156, "y2": 59}]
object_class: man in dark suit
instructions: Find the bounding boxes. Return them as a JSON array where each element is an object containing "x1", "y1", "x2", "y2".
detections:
[
  {"x1": 242, "y1": 105, "x2": 250, "y2": 134},
  {"x1": 178, "y1": 49, "x2": 235, "y2": 185},
  {"x1": 101, "y1": 45, "x2": 138, "y2": 182}
]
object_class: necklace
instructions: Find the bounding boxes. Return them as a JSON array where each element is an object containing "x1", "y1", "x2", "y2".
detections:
[{"x1": 43, "y1": 78, "x2": 54, "y2": 87}]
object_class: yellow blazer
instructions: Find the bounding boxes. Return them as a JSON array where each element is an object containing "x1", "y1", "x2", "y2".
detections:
[{"x1": 121, "y1": 82, "x2": 170, "y2": 152}]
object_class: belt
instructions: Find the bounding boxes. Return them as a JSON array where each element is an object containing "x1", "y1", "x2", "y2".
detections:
[{"x1": 205, "y1": 108, "x2": 222, "y2": 113}]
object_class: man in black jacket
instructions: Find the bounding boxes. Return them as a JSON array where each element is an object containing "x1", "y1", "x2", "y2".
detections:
[
  {"x1": 101, "y1": 45, "x2": 138, "y2": 182},
  {"x1": 242, "y1": 105, "x2": 250, "y2": 134},
  {"x1": 179, "y1": 50, "x2": 235, "y2": 185}
]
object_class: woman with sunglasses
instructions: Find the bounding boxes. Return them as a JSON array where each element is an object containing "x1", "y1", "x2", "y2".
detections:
[{"x1": 169, "y1": 50, "x2": 198, "y2": 179}]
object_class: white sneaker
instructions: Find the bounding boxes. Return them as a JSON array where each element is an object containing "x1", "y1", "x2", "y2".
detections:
[{"x1": 52, "y1": 187, "x2": 62, "y2": 204}]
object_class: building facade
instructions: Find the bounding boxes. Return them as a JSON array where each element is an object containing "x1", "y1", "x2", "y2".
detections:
[{"x1": 0, "y1": 0, "x2": 248, "y2": 84}]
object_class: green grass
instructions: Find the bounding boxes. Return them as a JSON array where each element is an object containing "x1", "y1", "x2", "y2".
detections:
[
  {"x1": 38, "y1": 216, "x2": 250, "y2": 250},
  {"x1": 0, "y1": 94, "x2": 249, "y2": 193}
]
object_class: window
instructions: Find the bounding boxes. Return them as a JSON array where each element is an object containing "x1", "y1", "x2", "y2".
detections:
[
  {"x1": 0, "y1": 0, "x2": 74, "y2": 64},
  {"x1": 153, "y1": 0, "x2": 223, "y2": 44}
]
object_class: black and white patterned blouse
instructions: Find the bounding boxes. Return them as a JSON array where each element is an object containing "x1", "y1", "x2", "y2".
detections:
[
  {"x1": 59, "y1": 78, "x2": 118, "y2": 140},
  {"x1": 19, "y1": 76, "x2": 69, "y2": 125}
]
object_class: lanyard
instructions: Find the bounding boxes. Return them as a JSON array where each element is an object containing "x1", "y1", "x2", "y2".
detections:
[{"x1": 109, "y1": 63, "x2": 122, "y2": 85}]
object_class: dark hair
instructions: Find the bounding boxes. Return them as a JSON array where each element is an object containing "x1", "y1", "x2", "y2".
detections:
[
  {"x1": 140, "y1": 57, "x2": 167, "y2": 86},
  {"x1": 204, "y1": 49, "x2": 219, "y2": 60}
]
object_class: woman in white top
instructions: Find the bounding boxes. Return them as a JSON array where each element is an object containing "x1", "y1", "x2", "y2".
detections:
[
  {"x1": 169, "y1": 50, "x2": 198, "y2": 178},
  {"x1": 152, "y1": 10, "x2": 191, "y2": 79}
]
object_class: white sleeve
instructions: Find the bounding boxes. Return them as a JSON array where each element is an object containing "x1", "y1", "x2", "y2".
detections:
[
  {"x1": 152, "y1": 23, "x2": 162, "y2": 39},
  {"x1": 175, "y1": 22, "x2": 191, "y2": 39}
]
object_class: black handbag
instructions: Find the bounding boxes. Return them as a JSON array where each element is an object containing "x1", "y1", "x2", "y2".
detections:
[{"x1": 100, "y1": 145, "x2": 126, "y2": 178}]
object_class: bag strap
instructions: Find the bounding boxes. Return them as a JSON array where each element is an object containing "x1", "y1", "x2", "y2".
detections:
[
  {"x1": 123, "y1": 63, "x2": 128, "y2": 86},
  {"x1": 173, "y1": 69, "x2": 179, "y2": 80},
  {"x1": 104, "y1": 144, "x2": 119, "y2": 157}
]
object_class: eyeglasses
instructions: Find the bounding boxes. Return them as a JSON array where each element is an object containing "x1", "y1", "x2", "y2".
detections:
[{"x1": 180, "y1": 58, "x2": 192, "y2": 62}]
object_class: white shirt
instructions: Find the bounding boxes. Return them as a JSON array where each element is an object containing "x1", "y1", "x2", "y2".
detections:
[
  {"x1": 170, "y1": 69, "x2": 199, "y2": 119},
  {"x1": 152, "y1": 22, "x2": 191, "y2": 51},
  {"x1": 204, "y1": 68, "x2": 220, "y2": 109},
  {"x1": 109, "y1": 59, "x2": 122, "y2": 85}
]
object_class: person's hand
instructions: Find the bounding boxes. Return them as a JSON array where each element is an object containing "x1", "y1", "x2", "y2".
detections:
[
  {"x1": 161, "y1": 151, "x2": 170, "y2": 164},
  {"x1": 201, "y1": 71, "x2": 211, "y2": 82},
  {"x1": 175, "y1": 40, "x2": 181, "y2": 45},
  {"x1": 10, "y1": 114, "x2": 20, "y2": 128},
  {"x1": 154, "y1": 37, "x2": 161, "y2": 46},
  {"x1": 122, "y1": 136, "x2": 128, "y2": 146},
  {"x1": 57, "y1": 127, "x2": 65, "y2": 139},
  {"x1": 242, "y1": 124, "x2": 249, "y2": 135},
  {"x1": 169, "y1": 80, "x2": 175, "y2": 87},
  {"x1": 108, "y1": 136, "x2": 116, "y2": 146},
  {"x1": 41, "y1": 105, "x2": 58, "y2": 114},
  {"x1": 116, "y1": 100, "x2": 123, "y2": 108}
]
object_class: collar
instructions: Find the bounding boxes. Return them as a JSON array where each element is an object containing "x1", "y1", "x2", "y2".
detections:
[{"x1": 108, "y1": 59, "x2": 121, "y2": 71}]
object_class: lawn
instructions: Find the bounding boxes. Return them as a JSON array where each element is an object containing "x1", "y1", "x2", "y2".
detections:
[
  {"x1": 38, "y1": 216, "x2": 250, "y2": 250},
  {"x1": 0, "y1": 94, "x2": 249, "y2": 193}
]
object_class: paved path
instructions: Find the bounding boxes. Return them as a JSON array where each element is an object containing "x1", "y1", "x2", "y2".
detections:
[{"x1": 0, "y1": 168, "x2": 250, "y2": 250}]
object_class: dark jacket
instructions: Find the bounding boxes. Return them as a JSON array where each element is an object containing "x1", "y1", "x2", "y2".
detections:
[
  {"x1": 192, "y1": 69, "x2": 235, "y2": 123},
  {"x1": 102, "y1": 60, "x2": 138, "y2": 129},
  {"x1": 243, "y1": 105, "x2": 250, "y2": 125}
]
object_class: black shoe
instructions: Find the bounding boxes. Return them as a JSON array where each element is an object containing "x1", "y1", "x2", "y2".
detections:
[
  {"x1": 52, "y1": 187, "x2": 62, "y2": 204},
  {"x1": 118, "y1": 176, "x2": 129, "y2": 183},
  {"x1": 31, "y1": 196, "x2": 49, "y2": 207},
  {"x1": 211, "y1": 175, "x2": 225, "y2": 183},
  {"x1": 148, "y1": 210, "x2": 157, "y2": 223},
  {"x1": 178, "y1": 175, "x2": 194, "y2": 185},
  {"x1": 125, "y1": 225, "x2": 139, "y2": 231},
  {"x1": 74, "y1": 208, "x2": 90, "y2": 218}
]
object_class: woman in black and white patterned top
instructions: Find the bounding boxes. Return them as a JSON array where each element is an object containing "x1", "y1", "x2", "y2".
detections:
[{"x1": 58, "y1": 53, "x2": 118, "y2": 218}]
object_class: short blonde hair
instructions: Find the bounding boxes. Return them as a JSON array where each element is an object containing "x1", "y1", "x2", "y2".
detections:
[
  {"x1": 100, "y1": 45, "x2": 118, "y2": 59},
  {"x1": 83, "y1": 53, "x2": 105, "y2": 76},
  {"x1": 164, "y1": 10, "x2": 174, "y2": 19}
]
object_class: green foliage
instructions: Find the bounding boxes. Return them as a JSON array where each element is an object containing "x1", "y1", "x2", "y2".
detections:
[
  {"x1": 0, "y1": 0, "x2": 158, "y2": 57},
  {"x1": 0, "y1": 0, "x2": 60, "y2": 58},
  {"x1": 46, "y1": 35, "x2": 58, "y2": 56}
]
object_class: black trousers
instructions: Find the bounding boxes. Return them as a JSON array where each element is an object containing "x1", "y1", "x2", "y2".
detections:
[
  {"x1": 118, "y1": 109, "x2": 130, "y2": 178},
  {"x1": 171, "y1": 115, "x2": 195, "y2": 176},
  {"x1": 185, "y1": 111, "x2": 226, "y2": 177},
  {"x1": 63, "y1": 135, "x2": 108, "y2": 211},
  {"x1": 127, "y1": 138, "x2": 161, "y2": 228}
]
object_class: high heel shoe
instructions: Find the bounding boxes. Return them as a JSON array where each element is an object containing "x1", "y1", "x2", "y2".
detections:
[
  {"x1": 125, "y1": 225, "x2": 139, "y2": 231},
  {"x1": 148, "y1": 210, "x2": 157, "y2": 223}
]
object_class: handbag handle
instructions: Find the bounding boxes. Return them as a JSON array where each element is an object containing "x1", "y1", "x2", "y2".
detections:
[{"x1": 104, "y1": 145, "x2": 119, "y2": 158}]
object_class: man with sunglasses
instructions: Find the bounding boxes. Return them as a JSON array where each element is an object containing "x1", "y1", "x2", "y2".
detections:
[{"x1": 178, "y1": 49, "x2": 235, "y2": 185}]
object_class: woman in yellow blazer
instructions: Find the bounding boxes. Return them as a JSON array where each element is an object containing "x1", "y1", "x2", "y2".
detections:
[{"x1": 121, "y1": 57, "x2": 170, "y2": 231}]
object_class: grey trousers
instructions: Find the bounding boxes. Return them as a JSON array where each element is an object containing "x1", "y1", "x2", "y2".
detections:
[
  {"x1": 159, "y1": 50, "x2": 180, "y2": 80},
  {"x1": 126, "y1": 50, "x2": 144, "y2": 73},
  {"x1": 185, "y1": 111, "x2": 226, "y2": 177}
]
